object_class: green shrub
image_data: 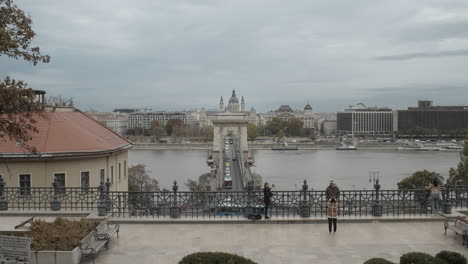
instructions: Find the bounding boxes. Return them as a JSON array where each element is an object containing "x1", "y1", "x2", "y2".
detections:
[
  {"x1": 178, "y1": 252, "x2": 257, "y2": 264},
  {"x1": 436, "y1": 251, "x2": 467, "y2": 264},
  {"x1": 363, "y1": 258, "x2": 395, "y2": 264},
  {"x1": 400, "y1": 252, "x2": 445, "y2": 264}
]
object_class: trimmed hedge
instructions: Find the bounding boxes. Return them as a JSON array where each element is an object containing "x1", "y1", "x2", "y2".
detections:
[
  {"x1": 436, "y1": 251, "x2": 467, "y2": 264},
  {"x1": 178, "y1": 252, "x2": 257, "y2": 264},
  {"x1": 400, "y1": 252, "x2": 445, "y2": 264},
  {"x1": 363, "y1": 258, "x2": 395, "y2": 264}
]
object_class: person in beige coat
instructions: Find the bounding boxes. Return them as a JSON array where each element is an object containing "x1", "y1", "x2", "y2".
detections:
[{"x1": 327, "y1": 197, "x2": 338, "y2": 233}]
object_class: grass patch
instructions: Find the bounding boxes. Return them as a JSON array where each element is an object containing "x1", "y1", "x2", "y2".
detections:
[{"x1": 16, "y1": 217, "x2": 98, "y2": 251}]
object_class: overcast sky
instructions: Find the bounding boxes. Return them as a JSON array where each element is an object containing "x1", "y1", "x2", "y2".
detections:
[{"x1": 2, "y1": 0, "x2": 468, "y2": 112}]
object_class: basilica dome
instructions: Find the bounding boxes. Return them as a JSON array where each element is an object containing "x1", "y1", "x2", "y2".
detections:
[{"x1": 229, "y1": 90, "x2": 239, "y2": 104}]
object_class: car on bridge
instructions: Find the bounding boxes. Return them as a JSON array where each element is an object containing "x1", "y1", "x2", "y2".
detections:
[{"x1": 223, "y1": 176, "x2": 232, "y2": 189}]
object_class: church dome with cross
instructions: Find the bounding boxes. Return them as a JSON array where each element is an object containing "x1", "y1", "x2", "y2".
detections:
[{"x1": 219, "y1": 90, "x2": 245, "y2": 112}]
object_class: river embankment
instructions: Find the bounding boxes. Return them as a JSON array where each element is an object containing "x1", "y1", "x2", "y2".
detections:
[{"x1": 131, "y1": 142, "x2": 401, "y2": 150}]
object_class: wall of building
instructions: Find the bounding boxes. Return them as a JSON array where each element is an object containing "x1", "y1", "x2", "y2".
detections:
[
  {"x1": 0, "y1": 151, "x2": 128, "y2": 191},
  {"x1": 397, "y1": 110, "x2": 468, "y2": 133}
]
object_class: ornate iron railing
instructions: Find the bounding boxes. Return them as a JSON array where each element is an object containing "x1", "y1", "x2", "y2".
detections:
[{"x1": 1, "y1": 179, "x2": 468, "y2": 218}]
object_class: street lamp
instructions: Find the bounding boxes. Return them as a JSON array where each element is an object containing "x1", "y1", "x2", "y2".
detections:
[{"x1": 369, "y1": 171, "x2": 382, "y2": 217}]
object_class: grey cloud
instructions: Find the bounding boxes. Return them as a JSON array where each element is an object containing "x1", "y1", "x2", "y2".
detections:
[
  {"x1": 2, "y1": 0, "x2": 468, "y2": 112},
  {"x1": 376, "y1": 49, "x2": 468, "y2": 60}
]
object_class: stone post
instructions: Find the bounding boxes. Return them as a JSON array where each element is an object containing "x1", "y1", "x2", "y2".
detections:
[
  {"x1": 245, "y1": 181, "x2": 254, "y2": 217},
  {"x1": 0, "y1": 175, "x2": 8, "y2": 211},
  {"x1": 97, "y1": 180, "x2": 107, "y2": 216},
  {"x1": 443, "y1": 180, "x2": 452, "y2": 214},
  {"x1": 50, "y1": 177, "x2": 61, "y2": 211},
  {"x1": 300, "y1": 180, "x2": 310, "y2": 217},
  {"x1": 170, "y1": 180, "x2": 181, "y2": 218},
  {"x1": 373, "y1": 179, "x2": 382, "y2": 217}
]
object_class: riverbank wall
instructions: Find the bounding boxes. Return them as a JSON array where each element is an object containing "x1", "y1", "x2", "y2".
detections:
[{"x1": 131, "y1": 142, "x2": 400, "y2": 150}]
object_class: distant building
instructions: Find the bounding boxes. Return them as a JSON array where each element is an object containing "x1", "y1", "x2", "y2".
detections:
[
  {"x1": 0, "y1": 109, "x2": 132, "y2": 191},
  {"x1": 395, "y1": 100, "x2": 468, "y2": 134},
  {"x1": 314, "y1": 113, "x2": 337, "y2": 135},
  {"x1": 322, "y1": 120, "x2": 337, "y2": 135},
  {"x1": 262, "y1": 104, "x2": 315, "y2": 128},
  {"x1": 218, "y1": 90, "x2": 246, "y2": 112},
  {"x1": 113, "y1": 108, "x2": 139, "y2": 114},
  {"x1": 128, "y1": 111, "x2": 195, "y2": 129},
  {"x1": 195, "y1": 90, "x2": 262, "y2": 127},
  {"x1": 87, "y1": 111, "x2": 129, "y2": 135},
  {"x1": 337, "y1": 103, "x2": 393, "y2": 135}
]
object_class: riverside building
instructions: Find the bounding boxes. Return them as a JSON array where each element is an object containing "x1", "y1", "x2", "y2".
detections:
[
  {"x1": 128, "y1": 111, "x2": 196, "y2": 129},
  {"x1": 395, "y1": 100, "x2": 468, "y2": 134},
  {"x1": 337, "y1": 103, "x2": 393, "y2": 136}
]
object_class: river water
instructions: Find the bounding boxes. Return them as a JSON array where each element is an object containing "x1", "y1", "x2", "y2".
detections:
[{"x1": 129, "y1": 149, "x2": 460, "y2": 191}]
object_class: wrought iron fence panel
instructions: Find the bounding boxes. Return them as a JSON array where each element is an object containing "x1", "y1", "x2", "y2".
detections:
[
  {"x1": 307, "y1": 191, "x2": 326, "y2": 217},
  {"x1": 451, "y1": 186, "x2": 468, "y2": 208},
  {"x1": 3, "y1": 187, "x2": 100, "y2": 211}
]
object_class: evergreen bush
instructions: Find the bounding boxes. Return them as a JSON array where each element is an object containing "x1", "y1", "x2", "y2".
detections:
[
  {"x1": 436, "y1": 251, "x2": 467, "y2": 264},
  {"x1": 363, "y1": 257, "x2": 395, "y2": 264},
  {"x1": 178, "y1": 252, "x2": 257, "y2": 264},
  {"x1": 400, "y1": 252, "x2": 445, "y2": 264}
]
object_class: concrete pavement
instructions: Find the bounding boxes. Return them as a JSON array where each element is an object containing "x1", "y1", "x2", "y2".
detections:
[{"x1": 94, "y1": 221, "x2": 467, "y2": 264}]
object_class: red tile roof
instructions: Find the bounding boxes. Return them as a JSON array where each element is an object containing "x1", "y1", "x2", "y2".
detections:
[{"x1": 0, "y1": 111, "x2": 132, "y2": 157}]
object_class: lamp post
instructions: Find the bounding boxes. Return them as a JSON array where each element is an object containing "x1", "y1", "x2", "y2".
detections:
[
  {"x1": 170, "y1": 180, "x2": 180, "y2": 218},
  {"x1": 369, "y1": 171, "x2": 382, "y2": 217},
  {"x1": 443, "y1": 179, "x2": 452, "y2": 214},
  {"x1": 300, "y1": 180, "x2": 311, "y2": 217}
]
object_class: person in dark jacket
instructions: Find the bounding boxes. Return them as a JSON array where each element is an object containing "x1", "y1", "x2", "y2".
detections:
[
  {"x1": 325, "y1": 180, "x2": 340, "y2": 201},
  {"x1": 263, "y1": 182, "x2": 274, "y2": 219}
]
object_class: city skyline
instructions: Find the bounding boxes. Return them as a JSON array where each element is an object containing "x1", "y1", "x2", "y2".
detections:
[{"x1": 1, "y1": 0, "x2": 468, "y2": 112}]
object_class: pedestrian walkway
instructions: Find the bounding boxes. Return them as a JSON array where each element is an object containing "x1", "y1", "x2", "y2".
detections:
[{"x1": 95, "y1": 221, "x2": 467, "y2": 264}]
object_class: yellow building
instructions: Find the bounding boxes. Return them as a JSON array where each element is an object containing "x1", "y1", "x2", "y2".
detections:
[{"x1": 0, "y1": 110, "x2": 132, "y2": 191}]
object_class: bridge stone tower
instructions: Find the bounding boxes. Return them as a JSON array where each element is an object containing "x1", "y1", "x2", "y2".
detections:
[
  {"x1": 212, "y1": 112, "x2": 249, "y2": 169},
  {"x1": 212, "y1": 112, "x2": 249, "y2": 188}
]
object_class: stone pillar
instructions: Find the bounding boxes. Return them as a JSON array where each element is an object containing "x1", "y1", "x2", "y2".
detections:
[
  {"x1": 300, "y1": 180, "x2": 310, "y2": 217},
  {"x1": 50, "y1": 178, "x2": 61, "y2": 211},
  {"x1": 212, "y1": 126, "x2": 221, "y2": 152},
  {"x1": 97, "y1": 181, "x2": 107, "y2": 216},
  {"x1": 240, "y1": 125, "x2": 248, "y2": 153},
  {"x1": 373, "y1": 179, "x2": 382, "y2": 217},
  {"x1": 170, "y1": 180, "x2": 181, "y2": 218},
  {"x1": 0, "y1": 175, "x2": 8, "y2": 211}
]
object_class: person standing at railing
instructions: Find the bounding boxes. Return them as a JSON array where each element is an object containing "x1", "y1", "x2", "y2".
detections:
[
  {"x1": 427, "y1": 177, "x2": 441, "y2": 214},
  {"x1": 263, "y1": 182, "x2": 274, "y2": 219},
  {"x1": 327, "y1": 197, "x2": 338, "y2": 233},
  {"x1": 325, "y1": 180, "x2": 340, "y2": 201}
]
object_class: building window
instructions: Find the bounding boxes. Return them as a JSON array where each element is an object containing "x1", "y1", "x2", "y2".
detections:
[
  {"x1": 100, "y1": 169, "x2": 105, "y2": 184},
  {"x1": 54, "y1": 173, "x2": 66, "y2": 194},
  {"x1": 111, "y1": 166, "x2": 114, "y2": 184},
  {"x1": 124, "y1": 161, "x2": 127, "y2": 178},
  {"x1": 19, "y1": 174, "x2": 31, "y2": 196},
  {"x1": 81, "y1": 171, "x2": 90, "y2": 191},
  {"x1": 118, "y1": 163, "x2": 121, "y2": 182}
]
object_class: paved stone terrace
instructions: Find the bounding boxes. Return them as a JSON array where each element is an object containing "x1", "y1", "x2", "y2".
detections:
[{"x1": 95, "y1": 221, "x2": 467, "y2": 264}]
